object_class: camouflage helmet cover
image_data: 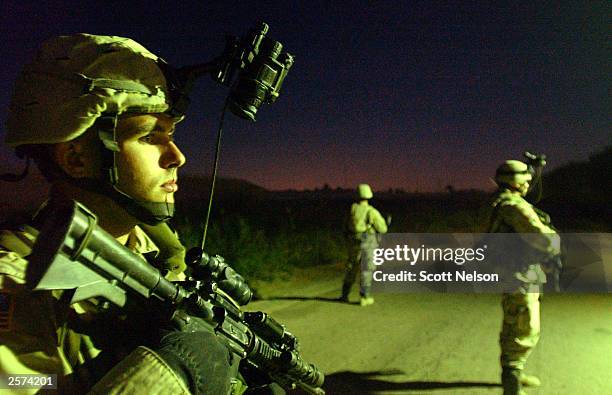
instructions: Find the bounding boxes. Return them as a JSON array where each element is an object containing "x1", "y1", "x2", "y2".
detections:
[
  {"x1": 495, "y1": 160, "x2": 532, "y2": 186},
  {"x1": 6, "y1": 33, "x2": 179, "y2": 147}
]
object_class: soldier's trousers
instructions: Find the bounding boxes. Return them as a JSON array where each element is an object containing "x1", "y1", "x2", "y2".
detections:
[
  {"x1": 342, "y1": 234, "x2": 377, "y2": 297},
  {"x1": 500, "y1": 292, "x2": 541, "y2": 371}
]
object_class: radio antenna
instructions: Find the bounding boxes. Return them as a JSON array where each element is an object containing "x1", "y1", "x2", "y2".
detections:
[{"x1": 201, "y1": 100, "x2": 229, "y2": 250}]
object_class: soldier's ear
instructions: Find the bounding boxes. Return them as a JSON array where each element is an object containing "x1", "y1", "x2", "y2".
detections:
[{"x1": 52, "y1": 141, "x2": 87, "y2": 178}]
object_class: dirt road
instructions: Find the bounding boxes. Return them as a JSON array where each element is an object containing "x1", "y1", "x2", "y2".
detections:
[{"x1": 249, "y1": 264, "x2": 612, "y2": 394}]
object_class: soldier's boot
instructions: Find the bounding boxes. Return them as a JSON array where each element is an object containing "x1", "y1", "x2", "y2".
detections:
[
  {"x1": 502, "y1": 368, "x2": 525, "y2": 395},
  {"x1": 520, "y1": 373, "x2": 541, "y2": 387},
  {"x1": 360, "y1": 295, "x2": 374, "y2": 306}
]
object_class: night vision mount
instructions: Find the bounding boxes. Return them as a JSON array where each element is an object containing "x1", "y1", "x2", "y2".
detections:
[
  {"x1": 523, "y1": 151, "x2": 546, "y2": 172},
  {"x1": 162, "y1": 22, "x2": 294, "y2": 121},
  {"x1": 523, "y1": 151, "x2": 547, "y2": 203}
]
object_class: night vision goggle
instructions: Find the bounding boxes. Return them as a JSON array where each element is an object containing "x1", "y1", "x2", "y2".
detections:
[
  {"x1": 523, "y1": 151, "x2": 547, "y2": 175},
  {"x1": 161, "y1": 22, "x2": 294, "y2": 121}
]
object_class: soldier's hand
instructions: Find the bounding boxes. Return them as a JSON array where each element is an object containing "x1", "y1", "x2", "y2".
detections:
[{"x1": 155, "y1": 326, "x2": 239, "y2": 395}]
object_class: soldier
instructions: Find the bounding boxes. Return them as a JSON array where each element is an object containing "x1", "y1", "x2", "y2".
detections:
[
  {"x1": 340, "y1": 184, "x2": 388, "y2": 306},
  {"x1": 488, "y1": 159, "x2": 560, "y2": 395},
  {"x1": 0, "y1": 34, "x2": 243, "y2": 394}
]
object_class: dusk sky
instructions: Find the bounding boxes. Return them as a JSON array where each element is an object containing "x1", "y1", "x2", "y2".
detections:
[{"x1": 1, "y1": 1, "x2": 609, "y2": 192}]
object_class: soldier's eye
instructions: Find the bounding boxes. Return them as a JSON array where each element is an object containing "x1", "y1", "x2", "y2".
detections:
[{"x1": 139, "y1": 134, "x2": 154, "y2": 143}]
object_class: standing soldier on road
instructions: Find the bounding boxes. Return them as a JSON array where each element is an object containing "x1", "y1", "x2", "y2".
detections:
[
  {"x1": 488, "y1": 159, "x2": 560, "y2": 395},
  {"x1": 340, "y1": 184, "x2": 388, "y2": 306},
  {"x1": 0, "y1": 34, "x2": 245, "y2": 394}
]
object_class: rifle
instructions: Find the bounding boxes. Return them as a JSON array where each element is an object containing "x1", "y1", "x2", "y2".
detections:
[{"x1": 26, "y1": 198, "x2": 325, "y2": 394}]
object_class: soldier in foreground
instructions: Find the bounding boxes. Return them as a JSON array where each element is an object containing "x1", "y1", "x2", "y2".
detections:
[
  {"x1": 0, "y1": 33, "x2": 288, "y2": 394},
  {"x1": 488, "y1": 159, "x2": 560, "y2": 395},
  {"x1": 340, "y1": 184, "x2": 388, "y2": 306}
]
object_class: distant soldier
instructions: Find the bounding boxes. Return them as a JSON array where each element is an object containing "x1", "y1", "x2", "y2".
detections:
[
  {"x1": 488, "y1": 159, "x2": 560, "y2": 395},
  {"x1": 341, "y1": 184, "x2": 388, "y2": 306}
]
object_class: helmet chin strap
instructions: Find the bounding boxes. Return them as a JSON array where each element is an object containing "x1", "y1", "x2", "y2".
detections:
[
  {"x1": 111, "y1": 183, "x2": 175, "y2": 225},
  {"x1": 69, "y1": 178, "x2": 174, "y2": 226},
  {"x1": 91, "y1": 114, "x2": 175, "y2": 225}
]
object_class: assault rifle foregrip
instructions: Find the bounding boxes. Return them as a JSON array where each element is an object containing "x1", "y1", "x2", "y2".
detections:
[{"x1": 26, "y1": 198, "x2": 325, "y2": 394}]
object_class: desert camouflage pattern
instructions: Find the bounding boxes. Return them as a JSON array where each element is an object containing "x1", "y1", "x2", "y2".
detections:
[
  {"x1": 500, "y1": 292, "x2": 541, "y2": 370},
  {"x1": 6, "y1": 34, "x2": 178, "y2": 148},
  {"x1": 0, "y1": 223, "x2": 187, "y2": 394},
  {"x1": 489, "y1": 187, "x2": 559, "y2": 373}
]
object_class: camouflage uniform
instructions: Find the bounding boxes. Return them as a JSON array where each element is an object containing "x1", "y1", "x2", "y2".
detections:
[
  {"x1": 342, "y1": 198, "x2": 388, "y2": 302},
  {"x1": 489, "y1": 186, "x2": 560, "y2": 393},
  {"x1": 0, "y1": 219, "x2": 190, "y2": 394}
]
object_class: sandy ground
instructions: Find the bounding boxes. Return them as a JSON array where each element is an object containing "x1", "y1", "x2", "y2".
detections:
[{"x1": 248, "y1": 263, "x2": 612, "y2": 395}]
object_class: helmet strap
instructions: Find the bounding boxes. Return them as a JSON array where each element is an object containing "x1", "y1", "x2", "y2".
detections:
[{"x1": 96, "y1": 115, "x2": 120, "y2": 185}]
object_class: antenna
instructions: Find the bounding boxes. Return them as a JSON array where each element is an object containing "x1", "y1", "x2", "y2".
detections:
[{"x1": 200, "y1": 100, "x2": 228, "y2": 250}]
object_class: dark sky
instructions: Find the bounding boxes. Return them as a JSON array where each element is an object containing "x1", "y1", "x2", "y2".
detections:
[{"x1": 1, "y1": 1, "x2": 609, "y2": 192}]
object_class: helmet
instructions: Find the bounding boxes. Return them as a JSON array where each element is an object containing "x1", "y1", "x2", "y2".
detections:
[
  {"x1": 495, "y1": 160, "x2": 532, "y2": 186},
  {"x1": 358, "y1": 183, "x2": 373, "y2": 199},
  {"x1": 6, "y1": 33, "x2": 177, "y2": 147}
]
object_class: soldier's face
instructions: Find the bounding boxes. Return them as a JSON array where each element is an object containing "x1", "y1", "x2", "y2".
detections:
[{"x1": 114, "y1": 113, "x2": 186, "y2": 204}]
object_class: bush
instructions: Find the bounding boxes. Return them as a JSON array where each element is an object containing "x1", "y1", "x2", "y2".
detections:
[{"x1": 172, "y1": 212, "x2": 348, "y2": 281}]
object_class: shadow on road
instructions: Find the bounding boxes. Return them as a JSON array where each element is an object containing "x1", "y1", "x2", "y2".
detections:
[{"x1": 312, "y1": 370, "x2": 501, "y2": 394}]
